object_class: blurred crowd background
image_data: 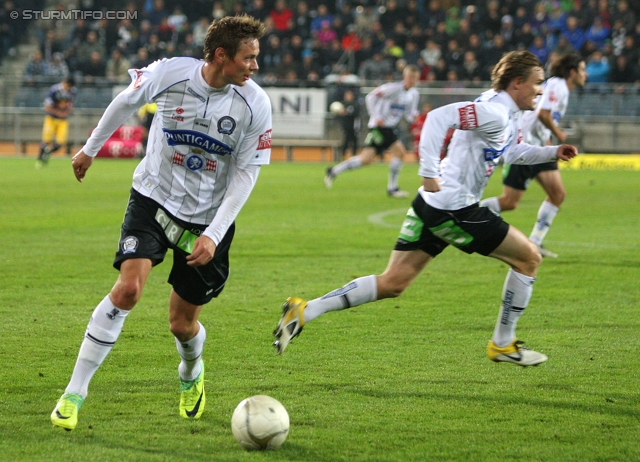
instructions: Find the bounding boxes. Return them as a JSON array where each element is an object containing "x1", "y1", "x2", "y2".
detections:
[{"x1": 10, "y1": 0, "x2": 640, "y2": 87}]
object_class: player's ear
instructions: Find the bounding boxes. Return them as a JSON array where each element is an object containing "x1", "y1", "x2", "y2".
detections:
[{"x1": 214, "y1": 47, "x2": 228, "y2": 63}]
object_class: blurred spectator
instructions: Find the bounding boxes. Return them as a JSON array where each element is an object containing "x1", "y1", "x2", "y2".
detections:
[
  {"x1": 609, "y1": 54, "x2": 636, "y2": 84},
  {"x1": 420, "y1": 39, "x2": 441, "y2": 67},
  {"x1": 460, "y1": 50, "x2": 482, "y2": 81},
  {"x1": 585, "y1": 50, "x2": 610, "y2": 82},
  {"x1": 341, "y1": 25, "x2": 361, "y2": 52},
  {"x1": 274, "y1": 52, "x2": 298, "y2": 80},
  {"x1": 443, "y1": 39, "x2": 463, "y2": 70},
  {"x1": 132, "y1": 47, "x2": 152, "y2": 69},
  {"x1": 310, "y1": 5, "x2": 333, "y2": 36},
  {"x1": 41, "y1": 29, "x2": 63, "y2": 62},
  {"x1": 612, "y1": 0, "x2": 636, "y2": 33},
  {"x1": 547, "y1": 2, "x2": 568, "y2": 33},
  {"x1": 117, "y1": 19, "x2": 138, "y2": 56},
  {"x1": 46, "y1": 52, "x2": 69, "y2": 79},
  {"x1": 316, "y1": 19, "x2": 337, "y2": 45},
  {"x1": 403, "y1": 41, "x2": 420, "y2": 65},
  {"x1": 529, "y1": 35, "x2": 550, "y2": 63},
  {"x1": 584, "y1": 17, "x2": 610, "y2": 49},
  {"x1": 382, "y1": 38, "x2": 403, "y2": 61},
  {"x1": 78, "y1": 51, "x2": 107, "y2": 83},
  {"x1": 270, "y1": 0, "x2": 293, "y2": 36},
  {"x1": 106, "y1": 48, "x2": 132, "y2": 83},
  {"x1": 515, "y1": 22, "x2": 536, "y2": 49},
  {"x1": 147, "y1": 0, "x2": 169, "y2": 27},
  {"x1": 424, "y1": 0, "x2": 446, "y2": 32},
  {"x1": 156, "y1": 17, "x2": 174, "y2": 43},
  {"x1": 24, "y1": 50, "x2": 48, "y2": 84},
  {"x1": 359, "y1": 52, "x2": 392, "y2": 82},
  {"x1": 145, "y1": 34, "x2": 166, "y2": 61},
  {"x1": 530, "y1": 3, "x2": 549, "y2": 33},
  {"x1": 369, "y1": 21, "x2": 388, "y2": 52},
  {"x1": 353, "y1": 5, "x2": 378, "y2": 37},
  {"x1": 379, "y1": 0, "x2": 405, "y2": 31},
  {"x1": 433, "y1": 57, "x2": 448, "y2": 80},
  {"x1": 192, "y1": 17, "x2": 210, "y2": 48},
  {"x1": 563, "y1": 16, "x2": 586, "y2": 51},
  {"x1": 484, "y1": 0, "x2": 503, "y2": 36},
  {"x1": 553, "y1": 36, "x2": 575, "y2": 56},
  {"x1": 619, "y1": 36, "x2": 638, "y2": 64},
  {"x1": 167, "y1": 7, "x2": 188, "y2": 32},
  {"x1": 247, "y1": 0, "x2": 269, "y2": 22},
  {"x1": 610, "y1": 19, "x2": 627, "y2": 56},
  {"x1": 293, "y1": 1, "x2": 313, "y2": 41},
  {"x1": 178, "y1": 32, "x2": 203, "y2": 58},
  {"x1": 77, "y1": 30, "x2": 105, "y2": 65},
  {"x1": 445, "y1": 6, "x2": 461, "y2": 37},
  {"x1": 579, "y1": 39, "x2": 599, "y2": 60},
  {"x1": 597, "y1": 0, "x2": 612, "y2": 29}
]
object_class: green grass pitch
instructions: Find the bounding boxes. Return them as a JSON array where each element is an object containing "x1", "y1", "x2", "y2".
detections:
[{"x1": 1, "y1": 157, "x2": 639, "y2": 461}]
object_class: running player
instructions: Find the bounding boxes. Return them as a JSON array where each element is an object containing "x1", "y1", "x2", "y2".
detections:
[
  {"x1": 275, "y1": 51, "x2": 578, "y2": 366},
  {"x1": 324, "y1": 65, "x2": 420, "y2": 198},
  {"x1": 36, "y1": 76, "x2": 76, "y2": 168},
  {"x1": 51, "y1": 15, "x2": 272, "y2": 431},
  {"x1": 481, "y1": 54, "x2": 588, "y2": 258}
]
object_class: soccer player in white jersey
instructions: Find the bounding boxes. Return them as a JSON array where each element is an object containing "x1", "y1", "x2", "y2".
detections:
[
  {"x1": 324, "y1": 65, "x2": 420, "y2": 198},
  {"x1": 51, "y1": 15, "x2": 272, "y2": 431},
  {"x1": 274, "y1": 51, "x2": 577, "y2": 366},
  {"x1": 481, "y1": 54, "x2": 587, "y2": 258}
]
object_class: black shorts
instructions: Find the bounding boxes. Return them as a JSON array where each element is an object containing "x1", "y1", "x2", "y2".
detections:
[
  {"x1": 114, "y1": 189, "x2": 235, "y2": 305},
  {"x1": 363, "y1": 127, "x2": 399, "y2": 155},
  {"x1": 394, "y1": 194, "x2": 509, "y2": 257},
  {"x1": 502, "y1": 161, "x2": 558, "y2": 191}
]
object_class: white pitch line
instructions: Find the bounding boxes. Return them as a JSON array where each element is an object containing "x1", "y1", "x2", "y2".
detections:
[{"x1": 367, "y1": 208, "x2": 408, "y2": 228}]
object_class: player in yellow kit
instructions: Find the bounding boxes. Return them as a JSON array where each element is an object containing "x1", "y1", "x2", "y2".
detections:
[{"x1": 36, "y1": 76, "x2": 76, "y2": 167}]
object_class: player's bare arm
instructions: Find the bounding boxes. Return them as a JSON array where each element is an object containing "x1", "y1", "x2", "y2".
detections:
[
  {"x1": 538, "y1": 109, "x2": 567, "y2": 143},
  {"x1": 71, "y1": 150, "x2": 93, "y2": 182},
  {"x1": 422, "y1": 177, "x2": 441, "y2": 192},
  {"x1": 555, "y1": 144, "x2": 578, "y2": 161},
  {"x1": 186, "y1": 235, "x2": 217, "y2": 267}
]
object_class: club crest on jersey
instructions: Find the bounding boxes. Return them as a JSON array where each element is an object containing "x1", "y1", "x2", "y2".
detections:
[
  {"x1": 121, "y1": 236, "x2": 139, "y2": 254},
  {"x1": 163, "y1": 128, "x2": 233, "y2": 156},
  {"x1": 217, "y1": 116, "x2": 236, "y2": 135}
]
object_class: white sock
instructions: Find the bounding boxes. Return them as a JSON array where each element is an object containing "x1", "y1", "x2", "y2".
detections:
[
  {"x1": 388, "y1": 157, "x2": 403, "y2": 191},
  {"x1": 529, "y1": 201, "x2": 558, "y2": 246},
  {"x1": 304, "y1": 275, "x2": 377, "y2": 323},
  {"x1": 332, "y1": 155, "x2": 362, "y2": 176},
  {"x1": 175, "y1": 322, "x2": 206, "y2": 381},
  {"x1": 480, "y1": 196, "x2": 501, "y2": 214},
  {"x1": 65, "y1": 295, "x2": 130, "y2": 398},
  {"x1": 492, "y1": 269, "x2": 535, "y2": 347}
]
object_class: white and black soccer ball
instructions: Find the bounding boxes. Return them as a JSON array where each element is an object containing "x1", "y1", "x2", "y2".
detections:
[
  {"x1": 231, "y1": 395, "x2": 289, "y2": 450},
  {"x1": 329, "y1": 101, "x2": 345, "y2": 115}
]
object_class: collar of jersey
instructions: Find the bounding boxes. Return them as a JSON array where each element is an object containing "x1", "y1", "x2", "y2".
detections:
[{"x1": 193, "y1": 62, "x2": 231, "y2": 94}]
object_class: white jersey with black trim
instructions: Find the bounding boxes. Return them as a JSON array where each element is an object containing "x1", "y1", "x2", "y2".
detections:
[
  {"x1": 365, "y1": 81, "x2": 419, "y2": 128},
  {"x1": 418, "y1": 89, "x2": 558, "y2": 211},
  {"x1": 521, "y1": 77, "x2": 569, "y2": 146},
  {"x1": 85, "y1": 57, "x2": 272, "y2": 226}
]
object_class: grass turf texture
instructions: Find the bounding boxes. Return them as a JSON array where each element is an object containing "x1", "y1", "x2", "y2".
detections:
[{"x1": 1, "y1": 157, "x2": 639, "y2": 461}]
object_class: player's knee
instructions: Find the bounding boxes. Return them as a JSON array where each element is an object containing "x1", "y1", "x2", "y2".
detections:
[
  {"x1": 110, "y1": 280, "x2": 143, "y2": 308},
  {"x1": 499, "y1": 196, "x2": 519, "y2": 211},
  {"x1": 522, "y1": 241, "x2": 542, "y2": 274},
  {"x1": 169, "y1": 319, "x2": 197, "y2": 340},
  {"x1": 550, "y1": 189, "x2": 566, "y2": 206},
  {"x1": 377, "y1": 274, "x2": 409, "y2": 299}
]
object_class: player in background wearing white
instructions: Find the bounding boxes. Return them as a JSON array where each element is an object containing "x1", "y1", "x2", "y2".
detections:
[
  {"x1": 275, "y1": 51, "x2": 578, "y2": 366},
  {"x1": 481, "y1": 54, "x2": 587, "y2": 258},
  {"x1": 324, "y1": 65, "x2": 420, "y2": 198},
  {"x1": 51, "y1": 15, "x2": 272, "y2": 431}
]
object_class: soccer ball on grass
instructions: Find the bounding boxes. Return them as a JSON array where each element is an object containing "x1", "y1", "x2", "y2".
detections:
[{"x1": 231, "y1": 395, "x2": 289, "y2": 450}]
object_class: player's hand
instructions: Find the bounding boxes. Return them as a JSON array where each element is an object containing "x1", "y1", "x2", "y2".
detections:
[
  {"x1": 72, "y1": 151, "x2": 93, "y2": 182},
  {"x1": 555, "y1": 144, "x2": 578, "y2": 161},
  {"x1": 422, "y1": 177, "x2": 441, "y2": 192},
  {"x1": 186, "y1": 235, "x2": 216, "y2": 267},
  {"x1": 376, "y1": 119, "x2": 384, "y2": 127}
]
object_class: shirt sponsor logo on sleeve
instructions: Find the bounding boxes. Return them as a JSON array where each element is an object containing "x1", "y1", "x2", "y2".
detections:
[
  {"x1": 133, "y1": 69, "x2": 143, "y2": 89},
  {"x1": 257, "y1": 129, "x2": 272, "y2": 150},
  {"x1": 458, "y1": 104, "x2": 478, "y2": 130}
]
